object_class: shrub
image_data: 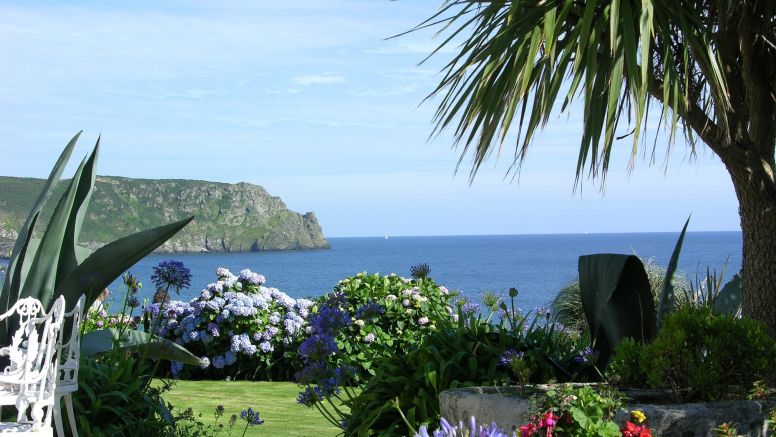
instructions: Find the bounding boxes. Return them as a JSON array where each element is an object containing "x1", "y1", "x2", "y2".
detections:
[
  {"x1": 606, "y1": 337, "x2": 648, "y2": 388},
  {"x1": 298, "y1": 272, "x2": 454, "y2": 384},
  {"x1": 156, "y1": 267, "x2": 312, "y2": 380},
  {"x1": 642, "y1": 307, "x2": 776, "y2": 401},
  {"x1": 341, "y1": 294, "x2": 593, "y2": 436},
  {"x1": 73, "y1": 352, "x2": 174, "y2": 435}
]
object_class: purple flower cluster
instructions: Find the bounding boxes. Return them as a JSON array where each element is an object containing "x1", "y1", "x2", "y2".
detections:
[
  {"x1": 416, "y1": 416, "x2": 515, "y2": 437},
  {"x1": 295, "y1": 301, "x2": 357, "y2": 405},
  {"x1": 240, "y1": 407, "x2": 264, "y2": 426},
  {"x1": 151, "y1": 260, "x2": 192, "y2": 292},
  {"x1": 498, "y1": 349, "x2": 525, "y2": 367},
  {"x1": 157, "y1": 267, "x2": 311, "y2": 377},
  {"x1": 354, "y1": 301, "x2": 384, "y2": 320},
  {"x1": 573, "y1": 347, "x2": 596, "y2": 364}
]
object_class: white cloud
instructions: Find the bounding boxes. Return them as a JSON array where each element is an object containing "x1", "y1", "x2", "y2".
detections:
[{"x1": 291, "y1": 74, "x2": 346, "y2": 86}]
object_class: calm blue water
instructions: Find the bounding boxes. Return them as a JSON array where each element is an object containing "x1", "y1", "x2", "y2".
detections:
[{"x1": 0, "y1": 232, "x2": 742, "y2": 311}]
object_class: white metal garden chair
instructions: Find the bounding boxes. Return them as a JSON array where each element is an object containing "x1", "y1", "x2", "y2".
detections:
[
  {"x1": 0, "y1": 295, "x2": 66, "y2": 435},
  {"x1": 52, "y1": 295, "x2": 84, "y2": 437}
]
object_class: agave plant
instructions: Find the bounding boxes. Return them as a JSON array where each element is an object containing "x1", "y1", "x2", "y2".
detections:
[
  {"x1": 577, "y1": 216, "x2": 742, "y2": 369},
  {"x1": 0, "y1": 132, "x2": 202, "y2": 365}
]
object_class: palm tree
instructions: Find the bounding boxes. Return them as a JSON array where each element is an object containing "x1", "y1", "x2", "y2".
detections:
[{"x1": 411, "y1": 1, "x2": 776, "y2": 335}]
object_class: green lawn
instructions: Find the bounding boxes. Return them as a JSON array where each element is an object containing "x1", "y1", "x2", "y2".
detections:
[{"x1": 161, "y1": 380, "x2": 344, "y2": 436}]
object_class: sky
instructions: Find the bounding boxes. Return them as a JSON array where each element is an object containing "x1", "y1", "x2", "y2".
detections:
[{"x1": 0, "y1": 0, "x2": 741, "y2": 238}]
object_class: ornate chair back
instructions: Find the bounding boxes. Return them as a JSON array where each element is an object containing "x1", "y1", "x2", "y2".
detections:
[
  {"x1": 57, "y1": 294, "x2": 85, "y2": 391},
  {"x1": 0, "y1": 295, "x2": 65, "y2": 430}
]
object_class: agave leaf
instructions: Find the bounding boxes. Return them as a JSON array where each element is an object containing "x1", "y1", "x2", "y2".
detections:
[
  {"x1": 20, "y1": 151, "x2": 93, "y2": 306},
  {"x1": 81, "y1": 328, "x2": 205, "y2": 366},
  {"x1": 578, "y1": 254, "x2": 656, "y2": 369},
  {"x1": 656, "y1": 216, "x2": 690, "y2": 328},
  {"x1": 1, "y1": 132, "x2": 81, "y2": 307},
  {"x1": 57, "y1": 139, "x2": 99, "y2": 285},
  {"x1": 55, "y1": 216, "x2": 194, "y2": 306},
  {"x1": 713, "y1": 271, "x2": 742, "y2": 315}
]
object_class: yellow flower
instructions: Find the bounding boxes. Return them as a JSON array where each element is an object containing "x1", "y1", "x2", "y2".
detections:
[{"x1": 630, "y1": 410, "x2": 647, "y2": 424}]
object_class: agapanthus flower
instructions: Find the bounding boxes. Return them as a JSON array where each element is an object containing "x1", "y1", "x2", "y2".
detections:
[
  {"x1": 573, "y1": 347, "x2": 596, "y2": 364},
  {"x1": 299, "y1": 334, "x2": 338, "y2": 360},
  {"x1": 127, "y1": 296, "x2": 140, "y2": 308},
  {"x1": 296, "y1": 386, "x2": 323, "y2": 406},
  {"x1": 461, "y1": 302, "x2": 482, "y2": 316},
  {"x1": 415, "y1": 416, "x2": 516, "y2": 437},
  {"x1": 240, "y1": 407, "x2": 264, "y2": 426},
  {"x1": 498, "y1": 349, "x2": 524, "y2": 367},
  {"x1": 151, "y1": 260, "x2": 192, "y2": 292}
]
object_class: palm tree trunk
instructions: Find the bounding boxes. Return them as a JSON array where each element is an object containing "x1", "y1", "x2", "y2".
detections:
[{"x1": 726, "y1": 153, "x2": 776, "y2": 337}]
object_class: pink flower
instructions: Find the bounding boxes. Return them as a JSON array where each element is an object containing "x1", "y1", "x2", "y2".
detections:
[{"x1": 519, "y1": 423, "x2": 537, "y2": 437}]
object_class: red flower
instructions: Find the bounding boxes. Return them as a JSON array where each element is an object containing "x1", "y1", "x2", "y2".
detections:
[
  {"x1": 519, "y1": 423, "x2": 537, "y2": 437},
  {"x1": 621, "y1": 421, "x2": 652, "y2": 437}
]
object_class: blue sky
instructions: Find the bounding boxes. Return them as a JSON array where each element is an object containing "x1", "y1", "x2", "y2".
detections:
[{"x1": 0, "y1": 1, "x2": 740, "y2": 237}]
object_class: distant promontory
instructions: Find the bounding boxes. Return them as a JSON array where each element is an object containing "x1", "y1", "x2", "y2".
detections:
[{"x1": 0, "y1": 176, "x2": 329, "y2": 257}]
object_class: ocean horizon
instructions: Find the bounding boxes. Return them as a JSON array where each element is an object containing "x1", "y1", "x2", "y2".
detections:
[{"x1": 0, "y1": 231, "x2": 743, "y2": 312}]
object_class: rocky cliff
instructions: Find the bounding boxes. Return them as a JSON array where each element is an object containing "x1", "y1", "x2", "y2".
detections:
[{"x1": 0, "y1": 176, "x2": 329, "y2": 257}]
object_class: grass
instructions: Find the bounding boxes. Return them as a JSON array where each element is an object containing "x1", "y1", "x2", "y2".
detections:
[{"x1": 161, "y1": 380, "x2": 345, "y2": 436}]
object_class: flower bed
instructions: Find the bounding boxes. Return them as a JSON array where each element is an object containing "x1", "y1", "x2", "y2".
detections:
[{"x1": 439, "y1": 385, "x2": 775, "y2": 437}]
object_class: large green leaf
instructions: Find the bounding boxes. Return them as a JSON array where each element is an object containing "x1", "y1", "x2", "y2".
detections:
[
  {"x1": 1, "y1": 132, "x2": 81, "y2": 307},
  {"x1": 656, "y1": 216, "x2": 690, "y2": 328},
  {"x1": 81, "y1": 328, "x2": 205, "y2": 366},
  {"x1": 20, "y1": 148, "x2": 95, "y2": 305},
  {"x1": 578, "y1": 254, "x2": 656, "y2": 369},
  {"x1": 57, "y1": 138, "x2": 99, "y2": 286},
  {"x1": 55, "y1": 216, "x2": 194, "y2": 306}
]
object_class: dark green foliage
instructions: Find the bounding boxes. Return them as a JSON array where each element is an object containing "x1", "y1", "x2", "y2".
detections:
[
  {"x1": 552, "y1": 257, "x2": 688, "y2": 336},
  {"x1": 73, "y1": 353, "x2": 174, "y2": 435},
  {"x1": 343, "y1": 306, "x2": 591, "y2": 436},
  {"x1": 578, "y1": 254, "x2": 656, "y2": 370},
  {"x1": 642, "y1": 307, "x2": 776, "y2": 401},
  {"x1": 343, "y1": 320, "x2": 511, "y2": 437},
  {"x1": 605, "y1": 337, "x2": 647, "y2": 388},
  {"x1": 656, "y1": 216, "x2": 690, "y2": 329}
]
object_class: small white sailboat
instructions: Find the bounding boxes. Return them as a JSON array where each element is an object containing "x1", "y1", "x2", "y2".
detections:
[{"x1": 385, "y1": 234, "x2": 389, "y2": 240}]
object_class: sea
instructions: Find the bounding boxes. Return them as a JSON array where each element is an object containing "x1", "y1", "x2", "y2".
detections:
[{"x1": 0, "y1": 232, "x2": 742, "y2": 312}]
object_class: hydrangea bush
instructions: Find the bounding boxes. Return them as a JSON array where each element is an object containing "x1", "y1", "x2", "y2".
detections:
[
  {"x1": 295, "y1": 272, "x2": 455, "y2": 430},
  {"x1": 154, "y1": 268, "x2": 312, "y2": 380}
]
